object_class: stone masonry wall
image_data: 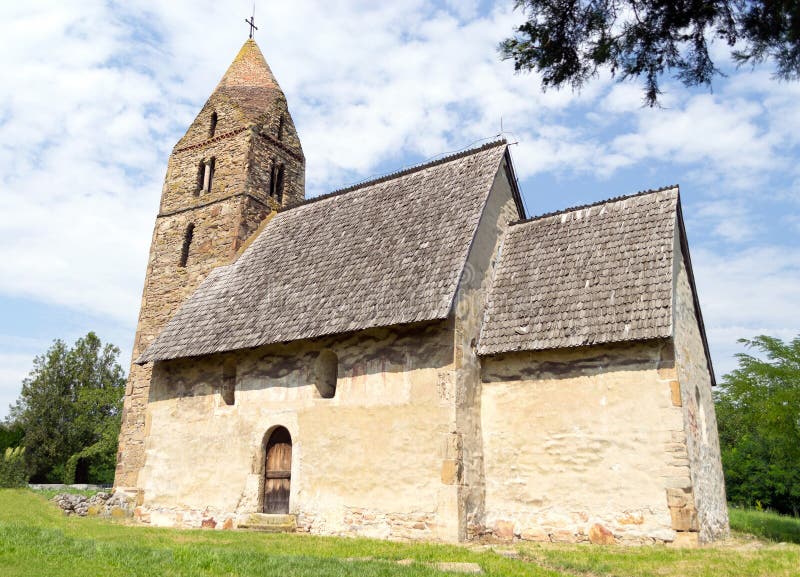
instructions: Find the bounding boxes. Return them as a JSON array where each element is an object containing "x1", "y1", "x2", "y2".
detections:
[
  {"x1": 135, "y1": 322, "x2": 461, "y2": 541},
  {"x1": 480, "y1": 341, "x2": 695, "y2": 545},
  {"x1": 672, "y1": 234, "x2": 729, "y2": 542},
  {"x1": 160, "y1": 131, "x2": 254, "y2": 215},
  {"x1": 115, "y1": 85, "x2": 305, "y2": 488}
]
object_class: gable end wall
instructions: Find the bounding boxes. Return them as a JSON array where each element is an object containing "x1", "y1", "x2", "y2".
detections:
[{"x1": 671, "y1": 224, "x2": 729, "y2": 542}]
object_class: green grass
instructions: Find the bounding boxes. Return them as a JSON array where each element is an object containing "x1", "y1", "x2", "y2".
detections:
[
  {"x1": 729, "y1": 507, "x2": 800, "y2": 544},
  {"x1": 0, "y1": 490, "x2": 798, "y2": 576}
]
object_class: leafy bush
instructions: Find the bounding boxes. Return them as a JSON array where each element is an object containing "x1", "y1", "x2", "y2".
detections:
[
  {"x1": 0, "y1": 447, "x2": 29, "y2": 488},
  {"x1": 715, "y1": 335, "x2": 800, "y2": 516},
  {"x1": 0, "y1": 423, "x2": 24, "y2": 453}
]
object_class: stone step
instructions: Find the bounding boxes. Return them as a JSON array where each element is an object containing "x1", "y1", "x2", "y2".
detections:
[{"x1": 237, "y1": 513, "x2": 296, "y2": 532}]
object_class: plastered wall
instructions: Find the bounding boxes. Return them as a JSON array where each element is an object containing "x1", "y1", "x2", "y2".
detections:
[
  {"x1": 480, "y1": 341, "x2": 687, "y2": 544},
  {"x1": 137, "y1": 322, "x2": 463, "y2": 540}
]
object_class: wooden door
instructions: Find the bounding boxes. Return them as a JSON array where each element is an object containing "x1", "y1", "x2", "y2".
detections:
[{"x1": 263, "y1": 427, "x2": 292, "y2": 514}]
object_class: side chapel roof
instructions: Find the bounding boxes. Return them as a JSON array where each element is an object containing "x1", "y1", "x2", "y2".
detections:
[
  {"x1": 139, "y1": 141, "x2": 511, "y2": 362},
  {"x1": 477, "y1": 187, "x2": 679, "y2": 355}
]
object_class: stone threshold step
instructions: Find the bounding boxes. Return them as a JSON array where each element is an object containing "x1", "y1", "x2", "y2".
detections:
[{"x1": 238, "y1": 513, "x2": 296, "y2": 532}]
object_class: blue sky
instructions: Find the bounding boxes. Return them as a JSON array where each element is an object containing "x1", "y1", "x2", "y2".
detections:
[{"x1": 0, "y1": 1, "x2": 798, "y2": 418}]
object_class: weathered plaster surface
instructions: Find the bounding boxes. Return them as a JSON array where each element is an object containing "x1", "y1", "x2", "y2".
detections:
[
  {"x1": 480, "y1": 342, "x2": 687, "y2": 544},
  {"x1": 672, "y1": 237, "x2": 729, "y2": 542},
  {"x1": 138, "y1": 323, "x2": 460, "y2": 540}
]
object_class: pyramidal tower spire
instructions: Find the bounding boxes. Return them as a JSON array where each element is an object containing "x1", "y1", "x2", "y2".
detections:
[
  {"x1": 218, "y1": 39, "x2": 280, "y2": 91},
  {"x1": 115, "y1": 37, "x2": 305, "y2": 489}
]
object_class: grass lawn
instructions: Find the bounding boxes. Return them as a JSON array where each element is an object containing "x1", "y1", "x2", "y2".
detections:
[
  {"x1": 0, "y1": 490, "x2": 798, "y2": 576},
  {"x1": 729, "y1": 507, "x2": 800, "y2": 544}
]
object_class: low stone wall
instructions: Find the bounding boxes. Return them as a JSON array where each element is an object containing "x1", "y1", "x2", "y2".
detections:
[
  {"x1": 300, "y1": 508, "x2": 436, "y2": 540},
  {"x1": 30, "y1": 483, "x2": 111, "y2": 492},
  {"x1": 134, "y1": 506, "x2": 237, "y2": 530},
  {"x1": 52, "y1": 490, "x2": 135, "y2": 518}
]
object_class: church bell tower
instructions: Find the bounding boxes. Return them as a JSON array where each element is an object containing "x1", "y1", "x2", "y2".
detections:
[{"x1": 115, "y1": 39, "x2": 305, "y2": 488}]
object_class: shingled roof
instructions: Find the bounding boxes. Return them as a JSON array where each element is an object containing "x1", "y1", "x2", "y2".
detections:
[
  {"x1": 211, "y1": 39, "x2": 285, "y2": 123},
  {"x1": 477, "y1": 187, "x2": 679, "y2": 355},
  {"x1": 139, "y1": 140, "x2": 511, "y2": 362}
]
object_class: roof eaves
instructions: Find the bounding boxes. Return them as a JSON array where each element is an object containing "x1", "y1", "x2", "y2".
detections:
[{"x1": 477, "y1": 335, "x2": 673, "y2": 357}]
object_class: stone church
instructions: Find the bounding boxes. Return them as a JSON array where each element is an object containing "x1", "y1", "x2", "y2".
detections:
[{"x1": 115, "y1": 38, "x2": 729, "y2": 545}]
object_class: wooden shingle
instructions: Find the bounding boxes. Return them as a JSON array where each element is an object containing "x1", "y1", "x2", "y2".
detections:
[
  {"x1": 139, "y1": 141, "x2": 508, "y2": 362},
  {"x1": 477, "y1": 187, "x2": 679, "y2": 355}
]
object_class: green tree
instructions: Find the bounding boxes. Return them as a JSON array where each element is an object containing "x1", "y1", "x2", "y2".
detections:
[
  {"x1": 501, "y1": 1, "x2": 800, "y2": 106},
  {"x1": 715, "y1": 335, "x2": 800, "y2": 515},
  {"x1": 0, "y1": 421, "x2": 24, "y2": 453},
  {"x1": 8, "y1": 333, "x2": 126, "y2": 484}
]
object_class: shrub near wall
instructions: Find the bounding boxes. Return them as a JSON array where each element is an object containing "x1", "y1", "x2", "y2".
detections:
[{"x1": 0, "y1": 447, "x2": 28, "y2": 488}]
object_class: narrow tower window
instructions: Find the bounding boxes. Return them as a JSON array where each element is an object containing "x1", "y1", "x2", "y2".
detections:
[
  {"x1": 276, "y1": 164, "x2": 285, "y2": 203},
  {"x1": 314, "y1": 350, "x2": 338, "y2": 399},
  {"x1": 180, "y1": 223, "x2": 194, "y2": 267},
  {"x1": 196, "y1": 160, "x2": 205, "y2": 195},
  {"x1": 269, "y1": 160, "x2": 277, "y2": 197},
  {"x1": 203, "y1": 157, "x2": 216, "y2": 192},
  {"x1": 209, "y1": 112, "x2": 218, "y2": 138},
  {"x1": 277, "y1": 115, "x2": 285, "y2": 141}
]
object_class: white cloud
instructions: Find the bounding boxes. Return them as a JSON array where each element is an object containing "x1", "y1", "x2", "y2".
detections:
[
  {"x1": 692, "y1": 245, "x2": 800, "y2": 377},
  {"x1": 601, "y1": 83, "x2": 647, "y2": 113},
  {"x1": 691, "y1": 199, "x2": 759, "y2": 243},
  {"x1": 608, "y1": 95, "x2": 779, "y2": 190},
  {"x1": 0, "y1": 1, "x2": 798, "y2": 415}
]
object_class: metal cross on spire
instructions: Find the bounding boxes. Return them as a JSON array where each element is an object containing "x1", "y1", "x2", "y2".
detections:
[{"x1": 245, "y1": 5, "x2": 258, "y2": 39}]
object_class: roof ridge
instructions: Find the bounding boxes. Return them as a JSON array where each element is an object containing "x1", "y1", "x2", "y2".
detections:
[
  {"x1": 280, "y1": 139, "x2": 507, "y2": 212},
  {"x1": 510, "y1": 184, "x2": 679, "y2": 226}
]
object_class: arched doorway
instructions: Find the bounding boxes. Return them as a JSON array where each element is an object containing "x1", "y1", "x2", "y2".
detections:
[{"x1": 263, "y1": 427, "x2": 292, "y2": 514}]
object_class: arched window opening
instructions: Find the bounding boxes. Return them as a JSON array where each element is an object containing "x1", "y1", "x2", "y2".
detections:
[
  {"x1": 221, "y1": 359, "x2": 236, "y2": 406},
  {"x1": 203, "y1": 157, "x2": 216, "y2": 192},
  {"x1": 195, "y1": 160, "x2": 205, "y2": 194},
  {"x1": 269, "y1": 160, "x2": 277, "y2": 197},
  {"x1": 276, "y1": 164, "x2": 285, "y2": 203},
  {"x1": 180, "y1": 223, "x2": 194, "y2": 267},
  {"x1": 209, "y1": 111, "x2": 218, "y2": 138},
  {"x1": 277, "y1": 115, "x2": 285, "y2": 141},
  {"x1": 314, "y1": 349, "x2": 338, "y2": 399},
  {"x1": 263, "y1": 427, "x2": 292, "y2": 514}
]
